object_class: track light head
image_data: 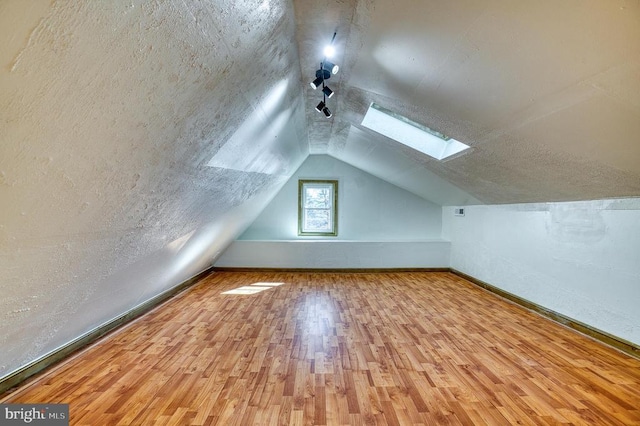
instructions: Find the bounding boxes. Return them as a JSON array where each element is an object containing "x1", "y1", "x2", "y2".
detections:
[
  {"x1": 322, "y1": 86, "x2": 334, "y2": 98},
  {"x1": 315, "y1": 101, "x2": 326, "y2": 113},
  {"x1": 322, "y1": 107, "x2": 332, "y2": 118},
  {"x1": 310, "y1": 68, "x2": 331, "y2": 89},
  {"x1": 323, "y1": 60, "x2": 339, "y2": 75},
  {"x1": 310, "y1": 76, "x2": 323, "y2": 90}
]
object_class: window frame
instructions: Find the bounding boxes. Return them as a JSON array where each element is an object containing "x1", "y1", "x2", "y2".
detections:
[{"x1": 298, "y1": 179, "x2": 338, "y2": 237}]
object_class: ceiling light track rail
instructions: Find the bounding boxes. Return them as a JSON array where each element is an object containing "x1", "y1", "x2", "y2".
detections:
[{"x1": 310, "y1": 32, "x2": 339, "y2": 119}]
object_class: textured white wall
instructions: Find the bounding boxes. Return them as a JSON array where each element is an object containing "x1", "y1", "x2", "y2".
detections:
[
  {"x1": 239, "y1": 154, "x2": 443, "y2": 241},
  {"x1": 0, "y1": 1, "x2": 307, "y2": 380},
  {"x1": 216, "y1": 240, "x2": 450, "y2": 268},
  {"x1": 444, "y1": 198, "x2": 640, "y2": 346}
]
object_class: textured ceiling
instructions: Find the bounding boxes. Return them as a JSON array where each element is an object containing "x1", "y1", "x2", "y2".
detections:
[
  {"x1": 0, "y1": 0, "x2": 638, "y2": 385},
  {"x1": 293, "y1": 0, "x2": 640, "y2": 204},
  {"x1": 0, "y1": 0, "x2": 308, "y2": 377}
]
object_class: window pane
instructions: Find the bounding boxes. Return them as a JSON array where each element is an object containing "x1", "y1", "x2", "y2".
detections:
[
  {"x1": 298, "y1": 179, "x2": 338, "y2": 236},
  {"x1": 304, "y1": 186, "x2": 332, "y2": 209},
  {"x1": 304, "y1": 209, "x2": 332, "y2": 232}
]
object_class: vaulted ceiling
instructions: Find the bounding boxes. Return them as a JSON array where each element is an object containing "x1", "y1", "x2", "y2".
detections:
[
  {"x1": 295, "y1": 0, "x2": 640, "y2": 204},
  {"x1": 1, "y1": 0, "x2": 639, "y2": 384},
  {"x1": 2, "y1": 0, "x2": 639, "y2": 215}
]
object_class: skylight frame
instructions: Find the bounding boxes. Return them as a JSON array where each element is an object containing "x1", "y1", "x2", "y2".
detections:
[{"x1": 361, "y1": 103, "x2": 470, "y2": 161}]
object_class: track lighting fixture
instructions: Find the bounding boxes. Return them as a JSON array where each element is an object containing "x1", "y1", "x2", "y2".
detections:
[
  {"x1": 323, "y1": 60, "x2": 339, "y2": 75},
  {"x1": 310, "y1": 32, "x2": 339, "y2": 119},
  {"x1": 322, "y1": 86, "x2": 334, "y2": 98},
  {"x1": 310, "y1": 69, "x2": 331, "y2": 89},
  {"x1": 310, "y1": 76, "x2": 323, "y2": 90}
]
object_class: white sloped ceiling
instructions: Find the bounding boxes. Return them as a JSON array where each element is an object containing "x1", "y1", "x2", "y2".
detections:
[
  {"x1": 0, "y1": 0, "x2": 307, "y2": 379},
  {"x1": 1, "y1": 0, "x2": 639, "y2": 382},
  {"x1": 294, "y1": 0, "x2": 640, "y2": 203}
]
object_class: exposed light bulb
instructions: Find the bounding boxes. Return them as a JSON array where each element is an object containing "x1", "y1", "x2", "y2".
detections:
[{"x1": 323, "y1": 45, "x2": 335, "y2": 58}]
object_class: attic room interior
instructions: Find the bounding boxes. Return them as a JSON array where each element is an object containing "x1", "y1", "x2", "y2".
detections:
[{"x1": 1, "y1": 0, "x2": 639, "y2": 424}]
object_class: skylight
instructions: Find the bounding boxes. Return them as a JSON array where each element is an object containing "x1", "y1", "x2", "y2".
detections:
[{"x1": 361, "y1": 103, "x2": 470, "y2": 160}]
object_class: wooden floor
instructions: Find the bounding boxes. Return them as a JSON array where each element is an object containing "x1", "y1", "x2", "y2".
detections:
[{"x1": 3, "y1": 272, "x2": 640, "y2": 425}]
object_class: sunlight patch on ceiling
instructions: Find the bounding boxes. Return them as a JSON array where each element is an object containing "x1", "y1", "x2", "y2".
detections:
[
  {"x1": 166, "y1": 230, "x2": 196, "y2": 253},
  {"x1": 207, "y1": 79, "x2": 293, "y2": 175},
  {"x1": 361, "y1": 103, "x2": 470, "y2": 160}
]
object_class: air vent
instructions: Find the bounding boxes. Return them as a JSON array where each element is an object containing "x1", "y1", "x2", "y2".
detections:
[{"x1": 454, "y1": 208, "x2": 465, "y2": 217}]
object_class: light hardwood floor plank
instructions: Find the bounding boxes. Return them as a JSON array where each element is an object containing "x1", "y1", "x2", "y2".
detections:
[{"x1": 2, "y1": 272, "x2": 639, "y2": 425}]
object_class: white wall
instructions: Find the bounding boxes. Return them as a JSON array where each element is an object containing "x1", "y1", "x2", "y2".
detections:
[
  {"x1": 239, "y1": 154, "x2": 443, "y2": 241},
  {"x1": 217, "y1": 155, "x2": 448, "y2": 269},
  {"x1": 216, "y1": 240, "x2": 450, "y2": 269},
  {"x1": 443, "y1": 198, "x2": 640, "y2": 346}
]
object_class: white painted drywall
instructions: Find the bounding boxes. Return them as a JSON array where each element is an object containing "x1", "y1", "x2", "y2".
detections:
[
  {"x1": 215, "y1": 240, "x2": 450, "y2": 269},
  {"x1": 239, "y1": 154, "x2": 443, "y2": 241},
  {"x1": 443, "y1": 198, "x2": 640, "y2": 346}
]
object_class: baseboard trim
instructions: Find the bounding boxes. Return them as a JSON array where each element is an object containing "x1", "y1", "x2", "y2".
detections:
[
  {"x1": 451, "y1": 269, "x2": 640, "y2": 360},
  {"x1": 212, "y1": 267, "x2": 450, "y2": 273},
  {"x1": 0, "y1": 267, "x2": 214, "y2": 396}
]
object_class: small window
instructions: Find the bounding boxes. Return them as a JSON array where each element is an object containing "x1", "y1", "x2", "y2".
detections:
[{"x1": 298, "y1": 180, "x2": 338, "y2": 236}]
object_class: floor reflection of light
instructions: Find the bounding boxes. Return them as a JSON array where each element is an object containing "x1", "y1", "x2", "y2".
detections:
[{"x1": 221, "y1": 282, "x2": 284, "y2": 295}]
